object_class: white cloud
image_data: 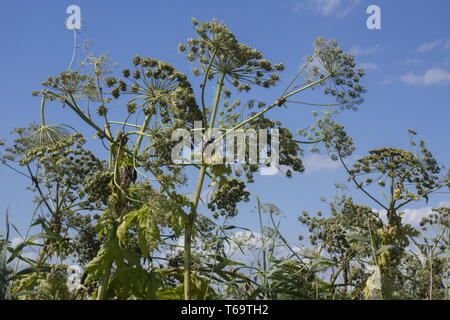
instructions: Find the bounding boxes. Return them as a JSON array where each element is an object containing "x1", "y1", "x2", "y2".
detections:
[
  {"x1": 11, "y1": 236, "x2": 23, "y2": 248},
  {"x1": 423, "y1": 68, "x2": 450, "y2": 85},
  {"x1": 380, "y1": 79, "x2": 393, "y2": 85},
  {"x1": 359, "y1": 62, "x2": 379, "y2": 71},
  {"x1": 375, "y1": 209, "x2": 386, "y2": 222},
  {"x1": 400, "y1": 68, "x2": 450, "y2": 86},
  {"x1": 376, "y1": 207, "x2": 432, "y2": 226},
  {"x1": 438, "y1": 200, "x2": 450, "y2": 208},
  {"x1": 303, "y1": 154, "x2": 340, "y2": 173},
  {"x1": 294, "y1": 0, "x2": 361, "y2": 18},
  {"x1": 225, "y1": 231, "x2": 265, "y2": 255},
  {"x1": 401, "y1": 207, "x2": 433, "y2": 225},
  {"x1": 349, "y1": 44, "x2": 382, "y2": 57},
  {"x1": 416, "y1": 40, "x2": 442, "y2": 53}
]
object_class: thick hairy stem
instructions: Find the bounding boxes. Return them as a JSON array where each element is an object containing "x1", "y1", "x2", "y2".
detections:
[
  {"x1": 184, "y1": 73, "x2": 225, "y2": 300},
  {"x1": 183, "y1": 219, "x2": 193, "y2": 299},
  {"x1": 97, "y1": 261, "x2": 112, "y2": 300},
  {"x1": 97, "y1": 140, "x2": 126, "y2": 300}
]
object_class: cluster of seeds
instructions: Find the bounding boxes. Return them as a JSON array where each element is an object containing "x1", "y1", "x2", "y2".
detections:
[
  {"x1": 348, "y1": 146, "x2": 441, "y2": 198},
  {"x1": 105, "y1": 56, "x2": 202, "y2": 125},
  {"x1": 307, "y1": 38, "x2": 366, "y2": 110},
  {"x1": 39, "y1": 71, "x2": 99, "y2": 102},
  {"x1": 208, "y1": 178, "x2": 250, "y2": 218},
  {"x1": 179, "y1": 18, "x2": 284, "y2": 92}
]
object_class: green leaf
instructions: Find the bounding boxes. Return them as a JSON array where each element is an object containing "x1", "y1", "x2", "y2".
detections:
[
  {"x1": 156, "y1": 286, "x2": 184, "y2": 300},
  {"x1": 85, "y1": 238, "x2": 117, "y2": 282},
  {"x1": 116, "y1": 208, "x2": 143, "y2": 243}
]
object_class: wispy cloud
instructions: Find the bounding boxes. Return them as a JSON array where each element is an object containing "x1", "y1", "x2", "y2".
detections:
[
  {"x1": 416, "y1": 39, "x2": 450, "y2": 52},
  {"x1": 314, "y1": 0, "x2": 341, "y2": 16},
  {"x1": 349, "y1": 44, "x2": 382, "y2": 57},
  {"x1": 400, "y1": 68, "x2": 450, "y2": 86},
  {"x1": 401, "y1": 58, "x2": 422, "y2": 66},
  {"x1": 359, "y1": 62, "x2": 379, "y2": 71},
  {"x1": 11, "y1": 251, "x2": 39, "y2": 269},
  {"x1": 293, "y1": 0, "x2": 361, "y2": 18},
  {"x1": 416, "y1": 40, "x2": 443, "y2": 53},
  {"x1": 400, "y1": 73, "x2": 425, "y2": 85},
  {"x1": 445, "y1": 41, "x2": 450, "y2": 50},
  {"x1": 303, "y1": 154, "x2": 340, "y2": 173}
]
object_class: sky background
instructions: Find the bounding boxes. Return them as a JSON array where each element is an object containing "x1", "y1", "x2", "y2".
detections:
[{"x1": 0, "y1": 1, "x2": 449, "y2": 262}]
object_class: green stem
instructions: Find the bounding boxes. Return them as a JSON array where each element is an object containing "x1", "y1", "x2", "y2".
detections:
[
  {"x1": 132, "y1": 110, "x2": 152, "y2": 158},
  {"x1": 281, "y1": 51, "x2": 320, "y2": 97},
  {"x1": 68, "y1": 28, "x2": 77, "y2": 72},
  {"x1": 283, "y1": 74, "x2": 331, "y2": 100},
  {"x1": 256, "y1": 196, "x2": 268, "y2": 299},
  {"x1": 184, "y1": 72, "x2": 225, "y2": 300},
  {"x1": 40, "y1": 96, "x2": 46, "y2": 127},
  {"x1": 108, "y1": 121, "x2": 141, "y2": 128},
  {"x1": 201, "y1": 50, "x2": 217, "y2": 127}
]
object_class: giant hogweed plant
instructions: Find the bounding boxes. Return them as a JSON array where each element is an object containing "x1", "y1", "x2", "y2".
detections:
[
  {"x1": 325, "y1": 130, "x2": 450, "y2": 298},
  {"x1": 2, "y1": 18, "x2": 366, "y2": 299}
]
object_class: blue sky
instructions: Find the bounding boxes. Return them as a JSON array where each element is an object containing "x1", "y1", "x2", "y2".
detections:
[{"x1": 0, "y1": 1, "x2": 449, "y2": 252}]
